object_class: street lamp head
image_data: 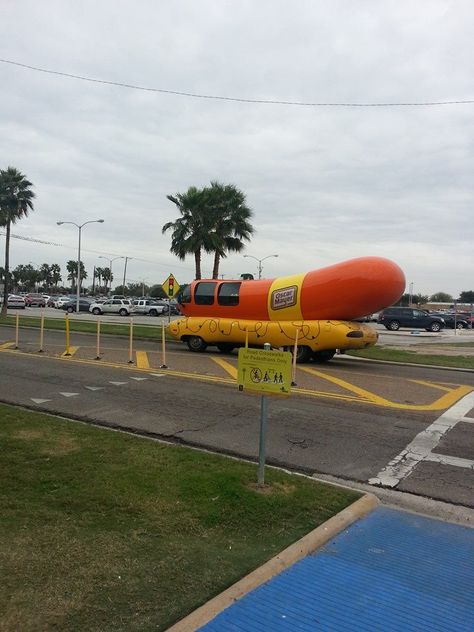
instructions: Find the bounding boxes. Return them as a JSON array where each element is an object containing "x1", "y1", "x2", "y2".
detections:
[
  {"x1": 97, "y1": 219, "x2": 105, "y2": 223},
  {"x1": 56, "y1": 221, "x2": 64, "y2": 225}
]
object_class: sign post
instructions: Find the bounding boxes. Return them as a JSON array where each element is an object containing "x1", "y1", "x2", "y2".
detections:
[{"x1": 237, "y1": 343, "x2": 292, "y2": 486}]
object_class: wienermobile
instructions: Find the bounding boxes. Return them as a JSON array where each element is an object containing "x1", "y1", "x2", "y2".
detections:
[{"x1": 168, "y1": 256, "x2": 405, "y2": 362}]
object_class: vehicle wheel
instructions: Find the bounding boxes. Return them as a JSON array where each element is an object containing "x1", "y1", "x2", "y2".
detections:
[
  {"x1": 285, "y1": 345, "x2": 312, "y2": 363},
  {"x1": 216, "y1": 343, "x2": 235, "y2": 353},
  {"x1": 456, "y1": 322, "x2": 464, "y2": 330},
  {"x1": 67, "y1": 306, "x2": 74, "y2": 313},
  {"x1": 388, "y1": 320, "x2": 400, "y2": 331},
  {"x1": 162, "y1": 305, "x2": 170, "y2": 314},
  {"x1": 149, "y1": 309, "x2": 158, "y2": 316},
  {"x1": 428, "y1": 322, "x2": 441, "y2": 332},
  {"x1": 119, "y1": 308, "x2": 128, "y2": 316},
  {"x1": 92, "y1": 308, "x2": 102, "y2": 315},
  {"x1": 312, "y1": 349, "x2": 336, "y2": 363},
  {"x1": 186, "y1": 336, "x2": 207, "y2": 352}
]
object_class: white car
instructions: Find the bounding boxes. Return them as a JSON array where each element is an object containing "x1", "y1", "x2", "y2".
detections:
[
  {"x1": 2, "y1": 294, "x2": 26, "y2": 309},
  {"x1": 89, "y1": 298, "x2": 135, "y2": 316},
  {"x1": 55, "y1": 296, "x2": 74, "y2": 308}
]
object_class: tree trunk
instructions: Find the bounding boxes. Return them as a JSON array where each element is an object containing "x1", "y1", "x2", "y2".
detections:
[
  {"x1": 194, "y1": 250, "x2": 202, "y2": 280},
  {"x1": 1, "y1": 220, "x2": 11, "y2": 317},
  {"x1": 212, "y1": 252, "x2": 220, "y2": 279}
]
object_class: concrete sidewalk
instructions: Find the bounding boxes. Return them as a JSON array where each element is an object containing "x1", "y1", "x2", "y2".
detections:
[{"x1": 199, "y1": 507, "x2": 474, "y2": 631}]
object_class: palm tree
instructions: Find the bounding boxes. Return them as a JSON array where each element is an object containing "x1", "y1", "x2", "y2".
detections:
[
  {"x1": 94, "y1": 266, "x2": 104, "y2": 294},
  {"x1": 66, "y1": 260, "x2": 87, "y2": 292},
  {"x1": 39, "y1": 263, "x2": 53, "y2": 290},
  {"x1": 102, "y1": 267, "x2": 112, "y2": 293},
  {"x1": 206, "y1": 182, "x2": 254, "y2": 279},
  {"x1": 50, "y1": 263, "x2": 62, "y2": 290},
  {"x1": 163, "y1": 186, "x2": 212, "y2": 280},
  {"x1": 0, "y1": 167, "x2": 35, "y2": 315}
]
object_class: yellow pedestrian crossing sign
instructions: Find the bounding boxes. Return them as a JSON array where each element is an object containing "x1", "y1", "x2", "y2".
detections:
[
  {"x1": 162, "y1": 274, "x2": 180, "y2": 298},
  {"x1": 237, "y1": 348, "x2": 292, "y2": 396}
]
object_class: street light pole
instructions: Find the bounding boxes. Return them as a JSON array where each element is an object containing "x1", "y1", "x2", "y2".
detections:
[
  {"x1": 98, "y1": 255, "x2": 125, "y2": 295},
  {"x1": 243, "y1": 254, "x2": 279, "y2": 279},
  {"x1": 57, "y1": 219, "x2": 104, "y2": 313},
  {"x1": 409, "y1": 281, "x2": 414, "y2": 307},
  {"x1": 122, "y1": 256, "x2": 132, "y2": 294}
]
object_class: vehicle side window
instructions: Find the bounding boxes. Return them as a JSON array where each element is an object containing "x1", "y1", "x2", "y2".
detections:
[
  {"x1": 218, "y1": 282, "x2": 241, "y2": 306},
  {"x1": 180, "y1": 284, "x2": 191, "y2": 304},
  {"x1": 112, "y1": 300, "x2": 121, "y2": 305},
  {"x1": 103, "y1": 300, "x2": 112, "y2": 305},
  {"x1": 413, "y1": 310, "x2": 424, "y2": 318},
  {"x1": 194, "y1": 282, "x2": 216, "y2": 305}
]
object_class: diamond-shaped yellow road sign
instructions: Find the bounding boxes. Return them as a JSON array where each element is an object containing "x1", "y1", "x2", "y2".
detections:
[{"x1": 162, "y1": 274, "x2": 180, "y2": 298}]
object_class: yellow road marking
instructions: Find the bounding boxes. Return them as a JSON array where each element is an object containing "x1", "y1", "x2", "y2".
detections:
[
  {"x1": 0, "y1": 346, "x2": 471, "y2": 411},
  {"x1": 300, "y1": 365, "x2": 473, "y2": 410},
  {"x1": 136, "y1": 351, "x2": 150, "y2": 369},
  {"x1": 408, "y1": 379, "x2": 454, "y2": 392},
  {"x1": 61, "y1": 346, "x2": 79, "y2": 358},
  {"x1": 0, "y1": 342, "x2": 15, "y2": 349},
  {"x1": 211, "y1": 356, "x2": 238, "y2": 379}
]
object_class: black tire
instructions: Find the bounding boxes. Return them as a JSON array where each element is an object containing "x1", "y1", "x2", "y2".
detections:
[
  {"x1": 428, "y1": 322, "x2": 441, "y2": 332},
  {"x1": 67, "y1": 306, "x2": 74, "y2": 313},
  {"x1": 119, "y1": 308, "x2": 128, "y2": 316},
  {"x1": 216, "y1": 343, "x2": 235, "y2": 353},
  {"x1": 456, "y1": 322, "x2": 465, "y2": 330},
  {"x1": 388, "y1": 320, "x2": 400, "y2": 331},
  {"x1": 92, "y1": 307, "x2": 102, "y2": 315},
  {"x1": 313, "y1": 349, "x2": 336, "y2": 363},
  {"x1": 186, "y1": 336, "x2": 207, "y2": 352},
  {"x1": 149, "y1": 309, "x2": 158, "y2": 316},
  {"x1": 162, "y1": 305, "x2": 170, "y2": 315},
  {"x1": 285, "y1": 345, "x2": 312, "y2": 363}
]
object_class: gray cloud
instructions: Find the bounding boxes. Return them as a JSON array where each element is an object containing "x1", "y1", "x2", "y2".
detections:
[{"x1": 1, "y1": 0, "x2": 473, "y2": 296}]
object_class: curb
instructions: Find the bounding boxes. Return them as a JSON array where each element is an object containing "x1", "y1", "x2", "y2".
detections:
[{"x1": 166, "y1": 493, "x2": 379, "y2": 632}]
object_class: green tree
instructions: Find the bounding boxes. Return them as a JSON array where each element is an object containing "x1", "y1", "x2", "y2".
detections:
[
  {"x1": 149, "y1": 284, "x2": 167, "y2": 299},
  {"x1": 0, "y1": 166, "x2": 35, "y2": 315},
  {"x1": 66, "y1": 260, "x2": 87, "y2": 292},
  {"x1": 430, "y1": 292, "x2": 453, "y2": 303},
  {"x1": 163, "y1": 186, "x2": 211, "y2": 280},
  {"x1": 39, "y1": 263, "x2": 53, "y2": 290},
  {"x1": 206, "y1": 181, "x2": 254, "y2": 279},
  {"x1": 50, "y1": 263, "x2": 62, "y2": 289},
  {"x1": 459, "y1": 290, "x2": 474, "y2": 303},
  {"x1": 101, "y1": 267, "x2": 112, "y2": 292}
]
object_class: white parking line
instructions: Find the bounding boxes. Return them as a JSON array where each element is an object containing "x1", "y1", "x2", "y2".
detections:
[{"x1": 369, "y1": 391, "x2": 474, "y2": 488}]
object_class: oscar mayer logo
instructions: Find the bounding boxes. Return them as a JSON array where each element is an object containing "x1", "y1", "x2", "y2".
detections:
[{"x1": 271, "y1": 285, "x2": 298, "y2": 310}]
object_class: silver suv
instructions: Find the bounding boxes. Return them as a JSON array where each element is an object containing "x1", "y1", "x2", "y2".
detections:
[{"x1": 89, "y1": 298, "x2": 135, "y2": 316}]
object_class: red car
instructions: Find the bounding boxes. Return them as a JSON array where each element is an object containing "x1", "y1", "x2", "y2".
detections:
[{"x1": 25, "y1": 293, "x2": 46, "y2": 307}]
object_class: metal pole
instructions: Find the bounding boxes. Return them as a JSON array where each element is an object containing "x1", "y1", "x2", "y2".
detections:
[
  {"x1": 64, "y1": 314, "x2": 71, "y2": 356},
  {"x1": 128, "y1": 317, "x2": 134, "y2": 363},
  {"x1": 15, "y1": 312, "x2": 19, "y2": 349},
  {"x1": 95, "y1": 317, "x2": 101, "y2": 360},
  {"x1": 257, "y1": 341, "x2": 271, "y2": 487},
  {"x1": 257, "y1": 395, "x2": 268, "y2": 486},
  {"x1": 39, "y1": 312, "x2": 44, "y2": 353},
  {"x1": 258, "y1": 260, "x2": 262, "y2": 280},
  {"x1": 291, "y1": 328, "x2": 299, "y2": 386},
  {"x1": 160, "y1": 321, "x2": 167, "y2": 368},
  {"x1": 122, "y1": 257, "x2": 129, "y2": 293},
  {"x1": 76, "y1": 225, "x2": 82, "y2": 313}
]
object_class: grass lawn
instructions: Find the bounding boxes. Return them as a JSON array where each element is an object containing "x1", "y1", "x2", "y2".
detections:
[
  {"x1": 347, "y1": 345, "x2": 474, "y2": 369},
  {"x1": 0, "y1": 404, "x2": 359, "y2": 632},
  {"x1": 0, "y1": 314, "x2": 167, "y2": 341}
]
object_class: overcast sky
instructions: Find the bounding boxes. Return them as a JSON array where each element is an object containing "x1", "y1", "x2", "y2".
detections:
[{"x1": 1, "y1": 0, "x2": 473, "y2": 297}]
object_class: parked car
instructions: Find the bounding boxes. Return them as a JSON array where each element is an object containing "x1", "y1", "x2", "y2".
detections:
[
  {"x1": 132, "y1": 299, "x2": 166, "y2": 316},
  {"x1": 154, "y1": 299, "x2": 181, "y2": 315},
  {"x1": 429, "y1": 312, "x2": 469, "y2": 330},
  {"x1": 24, "y1": 293, "x2": 46, "y2": 307},
  {"x1": 89, "y1": 298, "x2": 135, "y2": 316},
  {"x1": 54, "y1": 296, "x2": 74, "y2": 308},
  {"x1": 1, "y1": 294, "x2": 26, "y2": 309},
  {"x1": 61, "y1": 298, "x2": 93, "y2": 313},
  {"x1": 378, "y1": 307, "x2": 445, "y2": 332}
]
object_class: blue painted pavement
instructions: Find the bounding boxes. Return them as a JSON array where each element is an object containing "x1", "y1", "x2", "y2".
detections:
[{"x1": 200, "y1": 507, "x2": 474, "y2": 631}]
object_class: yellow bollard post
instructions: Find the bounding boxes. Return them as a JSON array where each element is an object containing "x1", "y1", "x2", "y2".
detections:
[
  {"x1": 39, "y1": 311, "x2": 44, "y2": 353},
  {"x1": 160, "y1": 321, "x2": 168, "y2": 368},
  {"x1": 291, "y1": 327, "x2": 299, "y2": 386},
  {"x1": 245, "y1": 326, "x2": 249, "y2": 350},
  {"x1": 15, "y1": 312, "x2": 19, "y2": 349},
  {"x1": 128, "y1": 317, "x2": 134, "y2": 364},
  {"x1": 95, "y1": 317, "x2": 101, "y2": 360},
  {"x1": 64, "y1": 314, "x2": 71, "y2": 356}
]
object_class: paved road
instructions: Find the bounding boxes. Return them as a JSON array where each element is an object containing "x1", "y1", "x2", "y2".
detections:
[{"x1": 0, "y1": 326, "x2": 473, "y2": 508}]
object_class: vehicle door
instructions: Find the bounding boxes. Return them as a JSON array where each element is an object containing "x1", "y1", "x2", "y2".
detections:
[
  {"x1": 101, "y1": 299, "x2": 114, "y2": 314},
  {"x1": 111, "y1": 299, "x2": 124, "y2": 313},
  {"x1": 397, "y1": 308, "x2": 412, "y2": 326},
  {"x1": 413, "y1": 309, "x2": 429, "y2": 327}
]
